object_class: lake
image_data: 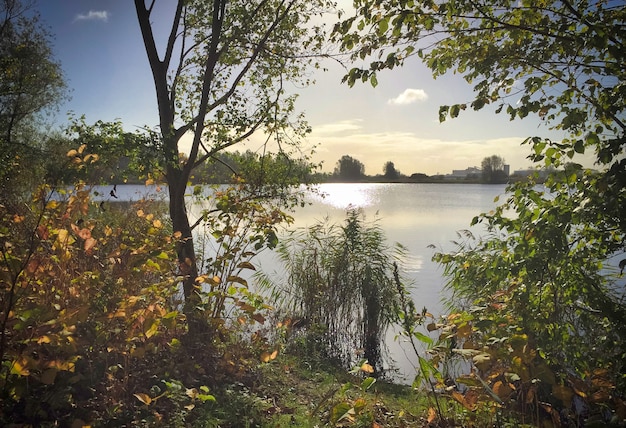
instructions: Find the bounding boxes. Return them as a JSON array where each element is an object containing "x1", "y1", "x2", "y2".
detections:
[
  {"x1": 97, "y1": 182, "x2": 508, "y2": 381},
  {"x1": 280, "y1": 183, "x2": 506, "y2": 313},
  {"x1": 268, "y1": 183, "x2": 507, "y2": 381}
]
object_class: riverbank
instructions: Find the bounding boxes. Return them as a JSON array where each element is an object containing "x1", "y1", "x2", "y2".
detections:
[{"x1": 200, "y1": 351, "x2": 432, "y2": 427}]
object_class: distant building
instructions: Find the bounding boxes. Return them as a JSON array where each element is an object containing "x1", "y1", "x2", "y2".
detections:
[
  {"x1": 448, "y1": 166, "x2": 481, "y2": 178},
  {"x1": 504, "y1": 164, "x2": 510, "y2": 176}
]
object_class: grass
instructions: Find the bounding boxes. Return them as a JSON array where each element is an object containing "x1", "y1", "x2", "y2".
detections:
[{"x1": 198, "y1": 351, "x2": 434, "y2": 427}]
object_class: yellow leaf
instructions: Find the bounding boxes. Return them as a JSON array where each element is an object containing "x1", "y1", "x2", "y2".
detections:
[
  {"x1": 260, "y1": 350, "x2": 278, "y2": 363},
  {"x1": 83, "y1": 153, "x2": 99, "y2": 163},
  {"x1": 56, "y1": 229, "x2": 75, "y2": 248},
  {"x1": 144, "y1": 321, "x2": 159, "y2": 339},
  {"x1": 134, "y1": 393, "x2": 152, "y2": 405},
  {"x1": 153, "y1": 219, "x2": 162, "y2": 228},
  {"x1": 353, "y1": 397, "x2": 367, "y2": 412},
  {"x1": 127, "y1": 296, "x2": 141, "y2": 304},
  {"x1": 47, "y1": 359, "x2": 76, "y2": 372},
  {"x1": 360, "y1": 362, "x2": 374, "y2": 373},
  {"x1": 136, "y1": 209, "x2": 145, "y2": 217},
  {"x1": 145, "y1": 178, "x2": 155, "y2": 185},
  {"x1": 427, "y1": 407, "x2": 437, "y2": 423},
  {"x1": 11, "y1": 359, "x2": 30, "y2": 376},
  {"x1": 37, "y1": 335, "x2": 52, "y2": 344},
  {"x1": 451, "y1": 390, "x2": 465, "y2": 405}
]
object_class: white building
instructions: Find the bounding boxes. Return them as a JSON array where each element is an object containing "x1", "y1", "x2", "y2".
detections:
[{"x1": 449, "y1": 166, "x2": 481, "y2": 178}]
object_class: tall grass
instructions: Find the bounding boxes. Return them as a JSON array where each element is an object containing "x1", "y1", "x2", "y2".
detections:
[{"x1": 259, "y1": 208, "x2": 409, "y2": 376}]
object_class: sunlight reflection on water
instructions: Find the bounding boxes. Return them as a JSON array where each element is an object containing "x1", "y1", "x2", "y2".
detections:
[{"x1": 307, "y1": 183, "x2": 382, "y2": 209}]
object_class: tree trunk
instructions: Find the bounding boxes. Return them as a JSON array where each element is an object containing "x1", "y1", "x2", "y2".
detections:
[{"x1": 165, "y1": 163, "x2": 204, "y2": 333}]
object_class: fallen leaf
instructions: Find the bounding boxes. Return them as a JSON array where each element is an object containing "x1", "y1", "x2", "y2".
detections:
[{"x1": 134, "y1": 393, "x2": 152, "y2": 405}]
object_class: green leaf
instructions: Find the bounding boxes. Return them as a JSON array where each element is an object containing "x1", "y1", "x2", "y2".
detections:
[
  {"x1": 438, "y1": 105, "x2": 449, "y2": 122},
  {"x1": 450, "y1": 104, "x2": 460, "y2": 118},
  {"x1": 331, "y1": 402, "x2": 355, "y2": 423},
  {"x1": 377, "y1": 17, "x2": 389, "y2": 35},
  {"x1": 413, "y1": 330, "x2": 433, "y2": 345},
  {"x1": 370, "y1": 73, "x2": 378, "y2": 88},
  {"x1": 198, "y1": 393, "x2": 216, "y2": 402},
  {"x1": 472, "y1": 98, "x2": 486, "y2": 110},
  {"x1": 584, "y1": 132, "x2": 599, "y2": 147},
  {"x1": 361, "y1": 377, "x2": 376, "y2": 391}
]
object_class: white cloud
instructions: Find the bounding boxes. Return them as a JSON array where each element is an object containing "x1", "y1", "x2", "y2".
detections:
[
  {"x1": 387, "y1": 88, "x2": 428, "y2": 105},
  {"x1": 74, "y1": 10, "x2": 109, "y2": 22},
  {"x1": 311, "y1": 119, "x2": 363, "y2": 135}
]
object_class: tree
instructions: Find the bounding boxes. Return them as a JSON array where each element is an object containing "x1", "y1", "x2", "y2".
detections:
[
  {"x1": 480, "y1": 154, "x2": 506, "y2": 183},
  {"x1": 383, "y1": 160, "x2": 399, "y2": 180},
  {"x1": 0, "y1": 0, "x2": 67, "y2": 199},
  {"x1": 334, "y1": 154, "x2": 365, "y2": 181},
  {"x1": 334, "y1": 0, "x2": 626, "y2": 422},
  {"x1": 133, "y1": 0, "x2": 333, "y2": 327}
]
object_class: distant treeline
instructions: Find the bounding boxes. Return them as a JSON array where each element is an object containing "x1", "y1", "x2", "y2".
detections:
[{"x1": 81, "y1": 149, "x2": 550, "y2": 186}]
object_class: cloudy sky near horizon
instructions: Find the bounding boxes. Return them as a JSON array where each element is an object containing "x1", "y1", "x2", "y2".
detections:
[{"x1": 35, "y1": 0, "x2": 575, "y2": 176}]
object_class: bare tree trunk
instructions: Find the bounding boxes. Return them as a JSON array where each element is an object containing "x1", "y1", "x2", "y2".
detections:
[
  {"x1": 169, "y1": 182, "x2": 205, "y2": 334},
  {"x1": 166, "y1": 165, "x2": 198, "y2": 303},
  {"x1": 134, "y1": 1, "x2": 205, "y2": 332}
]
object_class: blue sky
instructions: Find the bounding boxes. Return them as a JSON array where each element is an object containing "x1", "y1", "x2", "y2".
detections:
[{"x1": 35, "y1": 0, "x2": 576, "y2": 176}]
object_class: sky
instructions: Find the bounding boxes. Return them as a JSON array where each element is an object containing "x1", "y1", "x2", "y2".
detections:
[{"x1": 34, "y1": 0, "x2": 577, "y2": 176}]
